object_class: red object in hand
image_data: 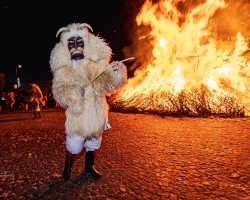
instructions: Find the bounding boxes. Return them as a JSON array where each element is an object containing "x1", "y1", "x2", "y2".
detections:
[{"x1": 112, "y1": 62, "x2": 123, "y2": 71}]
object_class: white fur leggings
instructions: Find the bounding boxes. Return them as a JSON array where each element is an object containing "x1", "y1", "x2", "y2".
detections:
[{"x1": 66, "y1": 135, "x2": 102, "y2": 154}]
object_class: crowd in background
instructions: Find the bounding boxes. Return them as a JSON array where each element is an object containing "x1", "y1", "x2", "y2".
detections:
[{"x1": 0, "y1": 90, "x2": 59, "y2": 112}]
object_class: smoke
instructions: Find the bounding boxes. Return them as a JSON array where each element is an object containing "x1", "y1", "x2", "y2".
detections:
[
  {"x1": 209, "y1": 0, "x2": 250, "y2": 58},
  {"x1": 210, "y1": 0, "x2": 250, "y2": 39},
  {"x1": 121, "y1": 0, "x2": 150, "y2": 76}
]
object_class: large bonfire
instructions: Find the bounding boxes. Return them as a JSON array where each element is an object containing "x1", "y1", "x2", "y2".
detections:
[{"x1": 111, "y1": 0, "x2": 249, "y2": 117}]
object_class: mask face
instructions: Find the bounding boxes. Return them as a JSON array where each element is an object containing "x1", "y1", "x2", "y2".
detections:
[{"x1": 68, "y1": 36, "x2": 84, "y2": 60}]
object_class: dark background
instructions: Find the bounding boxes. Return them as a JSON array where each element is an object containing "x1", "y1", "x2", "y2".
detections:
[
  {"x1": 1, "y1": 0, "x2": 249, "y2": 85},
  {"x1": 0, "y1": 0, "x2": 144, "y2": 84}
]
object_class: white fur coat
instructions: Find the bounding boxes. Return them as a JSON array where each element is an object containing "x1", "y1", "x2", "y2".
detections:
[{"x1": 50, "y1": 24, "x2": 127, "y2": 137}]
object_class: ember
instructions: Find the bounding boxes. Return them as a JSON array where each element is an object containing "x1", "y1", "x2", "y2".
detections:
[{"x1": 111, "y1": 0, "x2": 249, "y2": 117}]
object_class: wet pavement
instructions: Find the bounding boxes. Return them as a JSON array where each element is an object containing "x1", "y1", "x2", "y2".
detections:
[{"x1": 0, "y1": 108, "x2": 249, "y2": 199}]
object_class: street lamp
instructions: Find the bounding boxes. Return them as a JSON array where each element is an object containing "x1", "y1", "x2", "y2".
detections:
[{"x1": 16, "y1": 64, "x2": 22, "y2": 88}]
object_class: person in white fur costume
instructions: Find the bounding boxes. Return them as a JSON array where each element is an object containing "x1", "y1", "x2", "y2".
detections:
[{"x1": 50, "y1": 23, "x2": 127, "y2": 180}]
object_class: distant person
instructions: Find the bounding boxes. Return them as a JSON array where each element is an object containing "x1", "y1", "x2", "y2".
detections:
[
  {"x1": 47, "y1": 92, "x2": 56, "y2": 107},
  {"x1": 20, "y1": 83, "x2": 43, "y2": 113},
  {"x1": 0, "y1": 92, "x2": 4, "y2": 108},
  {"x1": 7, "y1": 92, "x2": 15, "y2": 111},
  {"x1": 0, "y1": 92, "x2": 6, "y2": 112},
  {"x1": 31, "y1": 99, "x2": 41, "y2": 118},
  {"x1": 24, "y1": 103, "x2": 29, "y2": 113},
  {"x1": 41, "y1": 92, "x2": 48, "y2": 109}
]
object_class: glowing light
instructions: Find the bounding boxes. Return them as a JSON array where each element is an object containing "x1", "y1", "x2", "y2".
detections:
[
  {"x1": 113, "y1": 0, "x2": 249, "y2": 116},
  {"x1": 159, "y1": 38, "x2": 167, "y2": 50},
  {"x1": 217, "y1": 67, "x2": 232, "y2": 76},
  {"x1": 207, "y1": 77, "x2": 217, "y2": 89}
]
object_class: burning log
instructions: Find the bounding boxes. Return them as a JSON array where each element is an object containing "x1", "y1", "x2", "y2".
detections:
[{"x1": 110, "y1": 87, "x2": 245, "y2": 117}]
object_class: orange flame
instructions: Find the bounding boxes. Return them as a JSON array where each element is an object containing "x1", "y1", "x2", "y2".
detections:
[{"x1": 113, "y1": 0, "x2": 249, "y2": 116}]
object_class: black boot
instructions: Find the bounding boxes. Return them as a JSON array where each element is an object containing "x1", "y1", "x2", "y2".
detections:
[
  {"x1": 85, "y1": 151, "x2": 101, "y2": 179},
  {"x1": 63, "y1": 151, "x2": 74, "y2": 180}
]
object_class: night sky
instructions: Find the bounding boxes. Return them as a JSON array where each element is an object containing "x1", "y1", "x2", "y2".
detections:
[
  {"x1": 1, "y1": 0, "x2": 249, "y2": 85},
  {"x1": 0, "y1": 0, "x2": 144, "y2": 84}
]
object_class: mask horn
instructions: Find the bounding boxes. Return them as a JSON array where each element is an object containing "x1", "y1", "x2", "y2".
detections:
[
  {"x1": 56, "y1": 27, "x2": 69, "y2": 38},
  {"x1": 79, "y1": 23, "x2": 93, "y2": 32}
]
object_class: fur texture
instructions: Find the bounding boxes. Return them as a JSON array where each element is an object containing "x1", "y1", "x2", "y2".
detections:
[
  {"x1": 50, "y1": 23, "x2": 127, "y2": 137},
  {"x1": 22, "y1": 83, "x2": 43, "y2": 103}
]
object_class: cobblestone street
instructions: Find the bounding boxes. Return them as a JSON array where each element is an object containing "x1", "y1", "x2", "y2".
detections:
[{"x1": 0, "y1": 108, "x2": 249, "y2": 199}]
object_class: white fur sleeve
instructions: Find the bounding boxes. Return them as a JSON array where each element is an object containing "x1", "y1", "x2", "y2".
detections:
[
  {"x1": 52, "y1": 83, "x2": 85, "y2": 114},
  {"x1": 91, "y1": 64, "x2": 127, "y2": 95}
]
